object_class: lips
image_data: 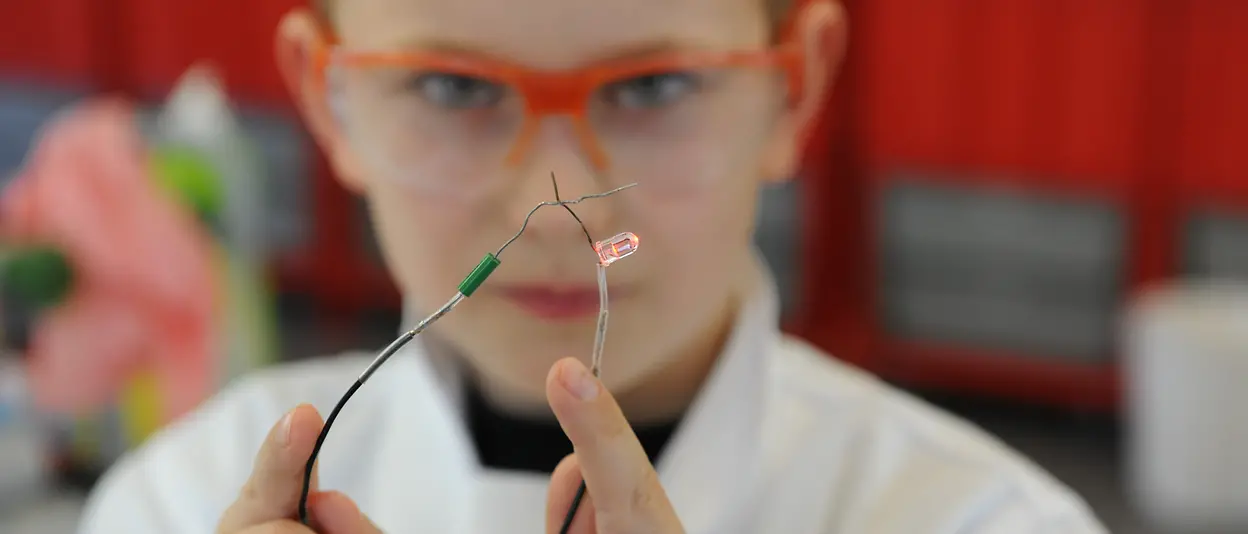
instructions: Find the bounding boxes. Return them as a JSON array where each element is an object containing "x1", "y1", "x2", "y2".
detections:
[{"x1": 496, "y1": 285, "x2": 618, "y2": 320}]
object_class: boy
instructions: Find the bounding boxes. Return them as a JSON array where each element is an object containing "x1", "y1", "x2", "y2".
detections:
[{"x1": 78, "y1": 0, "x2": 1108, "y2": 532}]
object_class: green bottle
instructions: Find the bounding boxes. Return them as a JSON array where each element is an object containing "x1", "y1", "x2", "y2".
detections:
[
  {"x1": 0, "y1": 245, "x2": 73, "y2": 312},
  {"x1": 150, "y1": 146, "x2": 225, "y2": 230}
]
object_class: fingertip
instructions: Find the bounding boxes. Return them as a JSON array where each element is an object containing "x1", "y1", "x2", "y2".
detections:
[
  {"x1": 546, "y1": 357, "x2": 585, "y2": 402},
  {"x1": 547, "y1": 453, "x2": 584, "y2": 509},
  {"x1": 546, "y1": 454, "x2": 596, "y2": 534},
  {"x1": 551, "y1": 454, "x2": 582, "y2": 488},
  {"x1": 548, "y1": 357, "x2": 584, "y2": 382},
  {"x1": 545, "y1": 359, "x2": 564, "y2": 393},
  {"x1": 292, "y1": 403, "x2": 325, "y2": 424},
  {"x1": 309, "y1": 489, "x2": 352, "y2": 509},
  {"x1": 287, "y1": 404, "x2": 325, "y2": 447},
  {"x1": 309, "y1": 491, "x2": 362, "y2": 533}
]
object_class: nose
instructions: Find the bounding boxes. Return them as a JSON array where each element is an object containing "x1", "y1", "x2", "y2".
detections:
[
  {"x1": 506, "y1": 114, "x2": 609, "y2": 170},
  {"x1": 505, "y1": 119, "x2": 615, "y2": 248}
]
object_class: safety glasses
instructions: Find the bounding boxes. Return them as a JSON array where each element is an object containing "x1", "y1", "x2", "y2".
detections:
[{"x1": 306, "y1": 10, "x2": 816, "y2": 196}]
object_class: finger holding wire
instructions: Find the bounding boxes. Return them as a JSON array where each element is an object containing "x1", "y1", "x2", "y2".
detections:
[
  {"x1": 555, "y1": 229, "x2": 641, "y2": 534},
  {"x1": 546, "y1": 358, "x2": 685, "y2": 534},
  {"x1": 295, "y1": 174, "x2": 638, "y2": 526}
]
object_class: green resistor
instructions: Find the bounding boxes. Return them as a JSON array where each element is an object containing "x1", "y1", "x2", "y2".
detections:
[{"x1": 458, "y1": 253, "x2": 501, "y2": 297}]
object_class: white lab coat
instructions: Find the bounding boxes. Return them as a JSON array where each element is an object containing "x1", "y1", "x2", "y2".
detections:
[{"x1": 76, "y1": 263, "x2": 1107, "y2": 533}]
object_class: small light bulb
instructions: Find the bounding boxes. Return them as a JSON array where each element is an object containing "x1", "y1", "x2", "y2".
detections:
[{"x1": 594, "y1": 232, "x2": 639, "y2": 266}]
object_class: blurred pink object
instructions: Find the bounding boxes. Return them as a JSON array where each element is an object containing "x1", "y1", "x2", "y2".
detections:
[{"x1": 1, "y1": 98, "x2": 219, "y2": 422}]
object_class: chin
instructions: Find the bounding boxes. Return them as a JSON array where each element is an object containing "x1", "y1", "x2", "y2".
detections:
[
  {"x1": 480, "y1": 350, "x2": 568, "y2": 397},
  {"x1": 466, "y1": 336, "x2": 566, "y2": 370}
]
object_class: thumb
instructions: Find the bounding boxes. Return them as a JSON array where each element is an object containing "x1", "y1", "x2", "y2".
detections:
[
  {"x1": 546, "y1": 358, "x2": 684, "y2": 533},
  {"x1": 217, "y1": 404, "x2": 324, "y2": 533},
  {"x1": 546, "y1": 454, "x2": 596, "y2": 534}
]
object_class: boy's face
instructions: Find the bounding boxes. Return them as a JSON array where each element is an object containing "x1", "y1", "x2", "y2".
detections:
[{"x1": 280, "y1": 0, "x2": 840, "y2": 406}]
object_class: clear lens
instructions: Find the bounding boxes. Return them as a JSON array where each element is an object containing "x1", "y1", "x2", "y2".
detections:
[
  {"x1": 329, "y1": 62, "x2": 787, "y2": 197},
  {"x1": 588, "y1": 66, "x2": 786, "y2": 195},
  {"x1": 331, "y1": 63, "x2": 525, "y2": 195}
]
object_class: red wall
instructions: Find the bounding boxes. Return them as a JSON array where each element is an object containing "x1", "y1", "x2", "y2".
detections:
[
  {"x1": 3, "y1": 0, "x2": 1245, "y2": 409},
  {"x1": 0, "y1": 1, "x2": 98, "y2": 85},
  {"x1": 795, "y1": 0, "x2": 1248, "y2": 411}
]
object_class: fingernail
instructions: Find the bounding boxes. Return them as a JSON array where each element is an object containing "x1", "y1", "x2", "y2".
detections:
[
  {"x1": 560, "y1": 359, "x2": 599, "y2": 401},
  {"x1": 277, "y1": 410, "x2": 294, "y2": 447}
]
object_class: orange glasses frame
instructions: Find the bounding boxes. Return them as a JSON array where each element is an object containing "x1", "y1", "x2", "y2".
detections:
[{"x1": 308, "y1": 23, "x2": 808, "y2": 169}]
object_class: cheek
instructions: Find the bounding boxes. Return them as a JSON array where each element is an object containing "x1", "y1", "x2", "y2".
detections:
[
  {"x1": 633, "y1": 133, "x2": 763, "y2": 236},
  {"x1": 621, "y1": 134, "x2": 763, "y2": 313},
  {"x1": 365, "y1": 184, "x2": 492, "y2": 297},
  {"x1": 648, "y1": 115, "x2": 774, "y2": 192},
  {"x1": 340, "y1": 93, "x2": 507, "y2": 201},
  {"x1": 639, "y1": 196, "x2": 755, "y2": 261},
  {"x1": 628, "y1": 187, "x2": 758, "y2": 307},
  {"x1": 623, "y1": 124, "x2": 764, "y2": 273}
]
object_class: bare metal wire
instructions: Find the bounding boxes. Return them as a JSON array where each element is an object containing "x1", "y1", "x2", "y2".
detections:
[
  {"x1": 495, "y1": 181, "x2": 638, "y2": 259},
  {"x1": 298, "y1": 175, "x2": 636, "y2": 526}
]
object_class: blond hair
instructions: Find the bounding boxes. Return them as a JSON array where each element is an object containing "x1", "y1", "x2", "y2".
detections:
[{"x1": 315, "y1": 0, "x2": 795, "y2": 32}]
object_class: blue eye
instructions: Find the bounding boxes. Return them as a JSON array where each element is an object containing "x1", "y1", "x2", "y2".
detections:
[
  {"x1": 407, "y1": 73, "x2": 506, "y2": 109},
  {"x1": 601, "y1": 72, "x2": 702, "y2": 110}
]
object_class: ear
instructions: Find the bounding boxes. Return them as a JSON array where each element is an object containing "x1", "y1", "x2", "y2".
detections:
[
  {"x1": 761, "y1": 0, "x2": 848, "y2": 183},
  {"x1": 275, "y1": 8, "x2": 368, "y2": 193}
]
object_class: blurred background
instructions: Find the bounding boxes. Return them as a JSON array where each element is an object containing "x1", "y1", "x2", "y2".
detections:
[{"x1": 0, "y1": 1, "x2": 1245, "y2": 533}]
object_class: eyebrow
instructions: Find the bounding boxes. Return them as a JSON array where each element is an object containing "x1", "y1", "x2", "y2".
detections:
[
  {"x1": 383, "y1": 37, "x2": 701, "y2": 66},
  {"x1": 589, "y1": 40, "x2": 691, "y2": 63}
]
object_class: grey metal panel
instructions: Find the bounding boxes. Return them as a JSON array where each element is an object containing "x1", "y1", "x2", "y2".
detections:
[
  {"x1": 879, "y1": 175, "x2": 1127, "y2": 362},
  {"x1": 0, "y1": 81, "x2": 89, "y2": 184},
  {"x1": 1186, "y1": 212, "x2": 1248, "y2": 280},
  {"x1": 355, "y1": 195, "x2": 384, "y2": 264},
  {"x1": 884, "y1": 288, "x2": 1115, "y2": 360},
  {"x1": 237, "y1": 108, "x2": 313, "y2": 255},
  {"x1": 753, "y1": 180, "x2": 801, "y2": 320}
]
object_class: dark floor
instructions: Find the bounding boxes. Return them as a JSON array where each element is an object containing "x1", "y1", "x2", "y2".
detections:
[{"x1": 276, "y1": 298, "x2": 1154, "y2": 533}]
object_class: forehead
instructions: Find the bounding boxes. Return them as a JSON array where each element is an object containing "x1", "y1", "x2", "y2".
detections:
[{"x1": 336, "y1": 0, "x2": 770, "y2": 67}]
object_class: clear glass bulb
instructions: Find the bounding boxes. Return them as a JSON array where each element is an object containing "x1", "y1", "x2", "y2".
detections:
[{"x1": 594, "y1": 232, "x2": 639, "y2": 266}]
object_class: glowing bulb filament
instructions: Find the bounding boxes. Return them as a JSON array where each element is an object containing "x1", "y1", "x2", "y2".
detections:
[{"x1": 594, "y1": 232, "x2": 639, "y2": 266}]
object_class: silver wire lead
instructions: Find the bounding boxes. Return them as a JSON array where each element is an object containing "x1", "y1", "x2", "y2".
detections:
[{"x1": 495, "y1": 182, "x2": 638, "y2": 259}]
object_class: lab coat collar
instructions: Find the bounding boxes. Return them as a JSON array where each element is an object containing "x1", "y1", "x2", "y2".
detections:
[
  {"x1": 651, "y1": 255, "x2": 778, "y2": 532},
  {"x1": 394, "y1": 254, "x2": 780, "y2": 533}
]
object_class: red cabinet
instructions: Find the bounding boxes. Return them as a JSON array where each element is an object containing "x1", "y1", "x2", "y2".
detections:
[
  {"x1": 795, "y1": 0, "x2": 1247, "y2": 411},
  {"x1": 0, "y1": 0, "x2": 98, "y2": 85},
  {"x1": 1176, "y1": 1, "x2": 1248, "y2": 207},
  {"x1": 109, "y1": 0, "x2": 304, "y2": 104},
  {"x1": 1175, "y1": 2, "x2": 1248, "y2": 282}
]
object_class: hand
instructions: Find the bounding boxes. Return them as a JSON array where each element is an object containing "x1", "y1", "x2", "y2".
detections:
[
  {"x1": 216, "y1": 404, "x2": 383, "y2": 534},
  {"x1": 544, "y1": 358, "x2": 687, "y2": 534}
]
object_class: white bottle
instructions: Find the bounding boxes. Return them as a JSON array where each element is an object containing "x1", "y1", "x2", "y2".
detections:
[
  {"x1": 1123, "y1": 280, "x2": 1248, "y2": 533},
  {"x1": 153, "y1": 63, "x2": 267, "y2": 265}
]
